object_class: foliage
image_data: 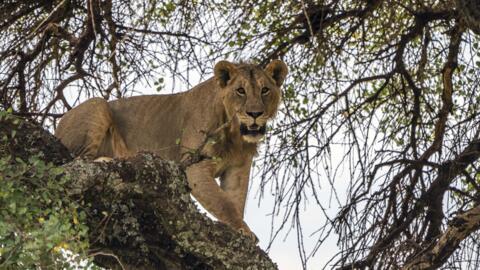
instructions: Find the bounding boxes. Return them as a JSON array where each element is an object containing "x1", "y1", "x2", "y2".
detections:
[
  {"x1": 0, "y1": 111, "x2": 91, "y2": 269},
  {"x1": 1, "y1": 0, "x2": 480, "y2": 269}
]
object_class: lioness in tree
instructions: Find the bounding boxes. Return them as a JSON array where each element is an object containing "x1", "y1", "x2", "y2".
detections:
[{"x1": 55, "y1": 60, "x2": 288, "y2": 240}]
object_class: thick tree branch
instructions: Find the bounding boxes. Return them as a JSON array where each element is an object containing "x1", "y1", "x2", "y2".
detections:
[
  {"x1": 1, "y1": 116, "x2": 277, "y2": 270},
  {"x1": 423, "y1": 23, "x2": 463, "y2": 241}
]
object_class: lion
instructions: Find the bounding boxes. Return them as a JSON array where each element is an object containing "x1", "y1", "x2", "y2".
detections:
[{"x1": 55, "y1": 60, "x2": 288, "y2": 241}]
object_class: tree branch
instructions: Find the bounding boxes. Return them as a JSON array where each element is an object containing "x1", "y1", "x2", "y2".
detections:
[{"x1": 402, "y1": 204, "x2": 480, "y2": 269}]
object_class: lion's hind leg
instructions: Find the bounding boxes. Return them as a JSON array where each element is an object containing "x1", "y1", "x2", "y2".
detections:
[{"x1": 55, "y1": 97, "x2": 120, "y2": 159}]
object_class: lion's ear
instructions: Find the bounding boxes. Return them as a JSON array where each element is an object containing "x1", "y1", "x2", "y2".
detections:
[
  {"x1": 265, "y1": 60, "x2": 288, "y2": 87},
  {"x1": 214, "y1": 61, "x2": 237, "y2": 88}
]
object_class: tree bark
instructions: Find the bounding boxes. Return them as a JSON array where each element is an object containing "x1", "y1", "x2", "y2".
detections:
[{"x1": 0, "y1": 115, "x2": 277, "y2": 270}]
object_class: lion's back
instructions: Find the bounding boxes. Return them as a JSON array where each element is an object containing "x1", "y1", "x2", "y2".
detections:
[{"x1": 107, "y1": 94, "x2": 188, "y2": 160}]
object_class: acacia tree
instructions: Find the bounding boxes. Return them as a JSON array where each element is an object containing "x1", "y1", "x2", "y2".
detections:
[{"x1": 1, "y1": 0, "x2": 480, "y2": 269}]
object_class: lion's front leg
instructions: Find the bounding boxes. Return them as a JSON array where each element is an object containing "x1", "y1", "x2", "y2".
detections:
[
  {"x1": 220, "y1": 160, "x2": 252, "y2": 219},
  {"x1": 220, "y1": 162, "x2": 258, "y2": 242},
  {"x1": 186, "y1": 160, "x2": 256, "y2": 241}
]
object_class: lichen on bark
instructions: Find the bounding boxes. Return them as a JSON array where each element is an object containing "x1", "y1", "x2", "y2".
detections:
[{"x1": 64, "y1": 154, "x2": 277, "y2": 269}]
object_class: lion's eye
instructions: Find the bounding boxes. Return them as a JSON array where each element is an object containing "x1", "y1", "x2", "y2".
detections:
[
  {"x1": 236, "y1": 88, "x2": 246, "y2": 96},
  {"x1": 261, "y1": 87, "x2": 270, "y2": 95}
]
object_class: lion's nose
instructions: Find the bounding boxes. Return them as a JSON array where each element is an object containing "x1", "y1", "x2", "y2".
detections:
[{"x1": 246, "y1": 111, "x2": 264, "y2": 119}]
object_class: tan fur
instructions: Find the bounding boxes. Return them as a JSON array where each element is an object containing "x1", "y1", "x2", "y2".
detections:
[{"x1": 55, "y1": 60, "x2": 288, "y2": 241}]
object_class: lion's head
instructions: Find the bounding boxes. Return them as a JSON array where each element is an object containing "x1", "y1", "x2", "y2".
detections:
[{"x1": 214, "y1": 60, "x2": 288, "y2": 143}]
